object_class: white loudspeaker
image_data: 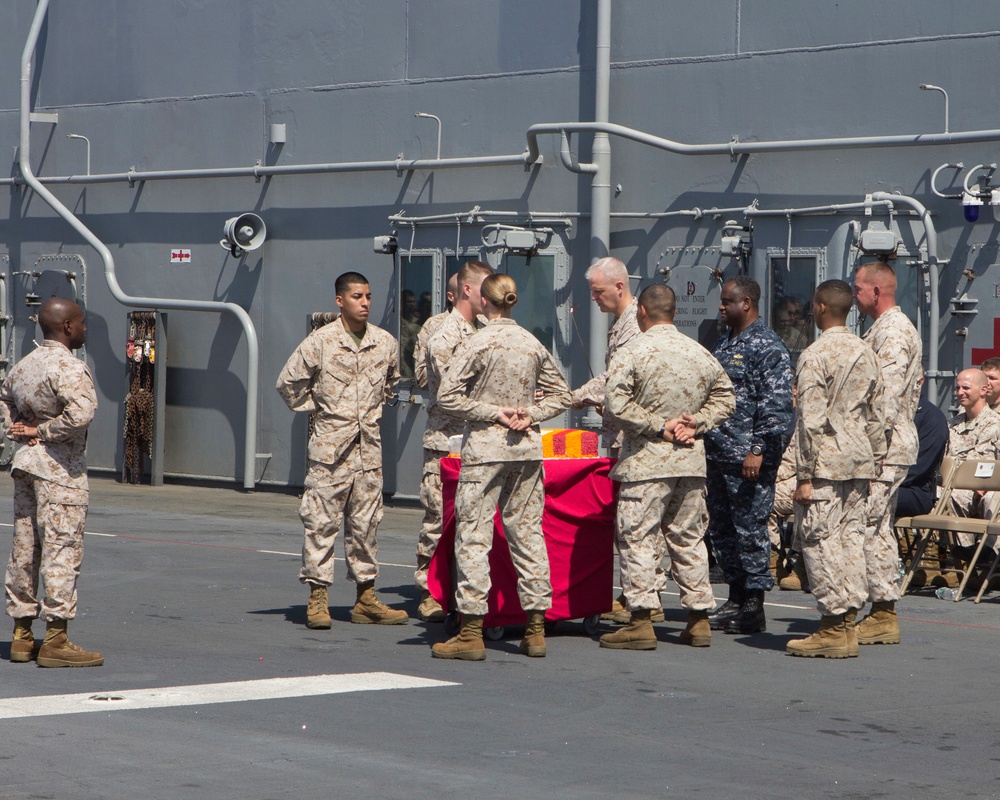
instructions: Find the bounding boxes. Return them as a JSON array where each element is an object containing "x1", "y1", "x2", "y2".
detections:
[{"x1": 220, "y1": 213, "x2": 267, "y2": 256}]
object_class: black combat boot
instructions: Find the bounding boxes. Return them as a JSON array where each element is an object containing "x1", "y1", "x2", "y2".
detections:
[
  {"x1": 708, "y1": 585, "x2": 744, "y2": 631},
  {"x1": 723, "y1": 589, "x2": 766, "y2": 634}
]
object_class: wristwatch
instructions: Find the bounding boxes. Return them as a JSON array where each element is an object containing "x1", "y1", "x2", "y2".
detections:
[{"x1": 750, "y1": 444, "x2": 763, "y2": 456}]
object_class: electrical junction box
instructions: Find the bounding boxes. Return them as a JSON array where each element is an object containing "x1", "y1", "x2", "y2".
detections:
[
  {"x1": 504, "y1": 230, "x2": 538, "y2": 251},
  {"x1": 859, "y1": 228, "x2": 897, "y2": 253}
]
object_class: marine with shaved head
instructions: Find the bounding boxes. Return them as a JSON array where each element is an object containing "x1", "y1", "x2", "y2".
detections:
[
  {"x1": 1, "y1": 297, "x2": 103, "y2": 667},
  {"x1": 947, "y1": 369, "x2": 1000, "y2": 553},
  {"x1": 787, "y1": 280, "x2": 886, "y2": 659},
  {"x1": 852, "y1": 259, "x2": 922, "y2": 646}
]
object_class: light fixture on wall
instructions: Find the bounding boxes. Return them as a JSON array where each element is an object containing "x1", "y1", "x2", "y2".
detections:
[{"x1": 962, "y1": 190, "x2": 983, "y2": 223}]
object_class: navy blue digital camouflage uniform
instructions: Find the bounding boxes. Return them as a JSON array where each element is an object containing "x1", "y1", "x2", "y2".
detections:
[{"x1": 705, "y1": 318, "x2": 793, "y2": 592}]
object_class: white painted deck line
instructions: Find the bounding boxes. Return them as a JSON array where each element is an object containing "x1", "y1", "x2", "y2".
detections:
[{"x1": 0, "y1": 672, "x2": 459, "y2": 720}]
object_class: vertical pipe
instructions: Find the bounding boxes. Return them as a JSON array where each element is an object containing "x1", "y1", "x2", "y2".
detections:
[
  {"x1": 19, "y1": 0, "x2": 260, "y2": 489},
  {"x1": 587, "y1": 0, "x2": 613, "y2": 410}
]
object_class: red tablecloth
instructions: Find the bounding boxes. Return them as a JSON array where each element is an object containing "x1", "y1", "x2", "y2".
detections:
[{"x1": 428, "y1": 457, "x2": 618, "y2": 627}]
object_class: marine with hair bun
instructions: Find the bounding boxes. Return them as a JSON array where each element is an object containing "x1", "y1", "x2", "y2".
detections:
[{"x1": 433, "y1": 273, "x2": 572, "y2": 661}]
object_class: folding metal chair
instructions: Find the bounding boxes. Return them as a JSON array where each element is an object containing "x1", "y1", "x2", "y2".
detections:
[
  {"x1": 898, "y1": 457, "x2": 1000, "y2": 601},
  {"x1": 971, "y1": 518, "x2": 1000, "y2": 603}
]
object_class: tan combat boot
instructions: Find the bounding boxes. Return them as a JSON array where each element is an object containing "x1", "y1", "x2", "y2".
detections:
[
  {"x1": 786, "y1": 614, "x2": 850, "y2": 659},
  {"x1": 599, "y1": 609, "x2": 656, "y2": 650},
  {"x1": 36, "y1": 619, "x2": 104, "y2": 668},
  {"x1": 855, "y1": 600, "x2": 900, "y2": 645},
  {"x1": 678, "y1": 609, "x2": 711, "y2": 647},
  {"x1": 10, "y1": 618, "x2": 39, "y2": 663},
  {"x1": 603, "y1": 592, "x2": 630, "y2": 623},
  {"x1": 431, "y1": 615, "x2": 486, "y2": 660},
  {"x1": 605, "y1": 593, "x2": 665, "y2": 624},
  {"x1": 769, "y1": 547, "x2": 780, "y2": 579},
  {"x1": 417, "y1": 591, "x2": 445, "y2": 623},
  {"x1": 351, "y1": 581, "x2": 409, "y2": 625},
  {"x1": 778, "y1": 554, "x2": 809, "y2": 592},
  {"x1": 519, "y1": 609, "x2": 546, "y2": 657},
  {"x1": 306, "y1": 583, "x2": 332, "y2": 629},
  {"x1": 844, "y1": 608, "x2": 859, "y2": 657}
]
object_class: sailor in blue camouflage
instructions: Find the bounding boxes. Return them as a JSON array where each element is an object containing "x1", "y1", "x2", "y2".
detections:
[{"x1": 706, "y1": 278, "x2": 793, "y2": 598}]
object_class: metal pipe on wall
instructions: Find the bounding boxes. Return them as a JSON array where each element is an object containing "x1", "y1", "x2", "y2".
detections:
[
  {"x1": 19, "y1": 0, "x2": 261, "y2": 490},
  {"x1": 747, "y1": 194, "x2": 944, "y2": 404},
  {"x1": 0, "y1": 153, "x2": 536, "y2": 188},
  {"x1": 586, "y1": 0, "x2": 613, "y2": 428},
  {"x1": 526, "y1": 120, "x2": 1000, "y2": 164}
]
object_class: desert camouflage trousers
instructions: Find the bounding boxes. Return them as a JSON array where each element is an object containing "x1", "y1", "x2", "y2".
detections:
[
  {"x1": 864, "y1": 465, "x2": 906, "y2": 602},
  {"x1": 951, "y1": 488, "x2": 1000, "y2": 551},
  {"x1": 5, "y1": 469, "x2": 88, "y2": 621},
  {"x1": 454, "y1": 460, "x2": 551, "y2": 616},
  {"x1": 617, "y1": 476, "x2": 715, "y2": 612},
  {"x1": 299, "y1": 446, "x2": 382, "y2": 587},
  {"x1": 767, "y1": 475, "x2": 796, "y2": 549},
  {"x1": 795, "y1": 478, "x2": 868, "y2": 616},
  {"x1": 414, "y1": 448, "x2": 448, "y2": 591}
]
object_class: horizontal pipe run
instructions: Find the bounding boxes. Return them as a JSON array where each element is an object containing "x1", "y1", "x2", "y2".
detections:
[
  {"x1": 1, "y1": 153, "x2": 536, "y2": 187},
  {"x1": 745, "y1": 200, "x2": 895, "y2": 217},
  {"x1": 526, "y1": 121, "x2": 1000, "y2": 164}
]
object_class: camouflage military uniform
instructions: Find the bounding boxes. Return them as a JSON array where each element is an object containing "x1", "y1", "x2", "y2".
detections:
[
  {"x1": 862, "y1": 306, "x2": 922, "y2": 603},
  {"x1": 569, "y1": 298, "x2": 670, "y2": 588},
  {"x1": 413, "y1": 308, "x2": 450, "y2": 390},
  {"x1": 948, "y1": 406, "x2": 1000, "y2": 544},
  {"x1": 571, "y1": 297, "x2": 641, "y2": 450},
  {"x1": 768, "y1": 433, "x2": 798, "y2": 549},
  {"x1": 705, "y1": 319, "x2": 793, "y2": 593},
  {"x1": 276, "y1": 319, "x2": 399, "y2": 587},
  {"x1": 415, "y1": 310, "x2": 477, "y2": 591},
  {"x1": 437, "y1": 318, "x2": 571, "y2": 616},
  {"x1": 0, "y1": 341, "x2": 97, "y2": 622},
  {"x1": 794, "y1": 327, "x2": 886, "y2": 616},
  {"x1": 605, "y1": 324, "x2": 735, "y2": 612}
]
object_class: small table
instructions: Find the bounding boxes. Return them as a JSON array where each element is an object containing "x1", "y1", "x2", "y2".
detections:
[{"x1": 428, "y1": 456, "x2": 618, "y2": 631}]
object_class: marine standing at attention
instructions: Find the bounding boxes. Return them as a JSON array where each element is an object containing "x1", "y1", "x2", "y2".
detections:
[
  {"x1": 787, "y1": 280, "x2": 886, "y2": 659},
  {"x1": 852, "y1": 259, "x2": 921, "y2": 647},
  {"x1": 432, "y1": 273, "x2": 571, "y2": 661},
  {"x1": 2, "y1": 297, "x2": 103, "y2": 667},
  {"x1": 276, "y1": 271, "x2": 409, "y2": 629}
]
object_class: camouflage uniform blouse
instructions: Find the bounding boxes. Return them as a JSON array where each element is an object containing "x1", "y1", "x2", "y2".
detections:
[
  {"x1": 570, "y1": 297, "x2": 641, "y2": 449},
  {"x1": 437, "y1": 318, "x2": 571, "y2": 465},
  {"x1": 605, "y1": 323, "x2": 735, "y2": 482},
  {"x1": 413, "y1": 309, "x2": 450, "y2": 390},
  {"x1": 0, "y1": 340, "x2": 97, "y2": 491},
  {"x1": 423, "y1": 309, "x2": 477, "y2": 452},
  {"x1": 276, "y1": 319, "x2": 399, "y2": 471},
  {"x1": 948, "y1": 405, "x2": 1000, "y2": 460},
  {"x1": 794, "y1": 326, "x2": 886, "y2": 482},
  {"x1": 863, "y1": 306, "x2": 922, "y2": 468}
]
